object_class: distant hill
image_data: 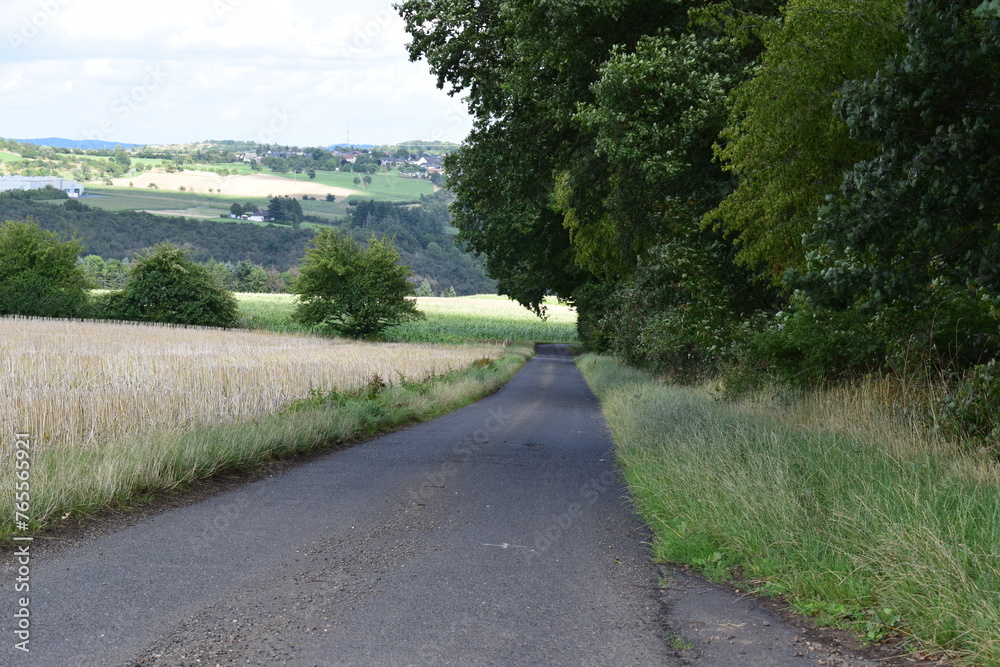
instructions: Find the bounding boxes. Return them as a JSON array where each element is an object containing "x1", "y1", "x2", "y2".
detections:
[
  {"x1": 13, "y1": 138, "x2": 142, "y2": 150},
  {"x1": 326, "y1": 143, "x2": 376, "y2": 150}
]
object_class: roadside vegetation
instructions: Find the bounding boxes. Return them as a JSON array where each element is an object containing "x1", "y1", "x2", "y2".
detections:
[{"x1": 579, "y1": 354, "x2": 999, "y2": 665}]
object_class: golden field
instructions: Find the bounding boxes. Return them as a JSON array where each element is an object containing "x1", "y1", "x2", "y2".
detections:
[{"x1": 0, "y1": 317, "x2": 504, "y2": 451}]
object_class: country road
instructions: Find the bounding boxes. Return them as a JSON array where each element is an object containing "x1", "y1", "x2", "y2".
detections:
[{"x1": 2, "y1": 345, "x2": 881, "y2": 666}]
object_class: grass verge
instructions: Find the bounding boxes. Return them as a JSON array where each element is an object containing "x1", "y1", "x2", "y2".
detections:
[
  {"x1": 0, "y1": 347, "x2": 531, "y2": 542},
  {"x1": 577, "y1": 353, "x2": 1000, "y2": 666}
]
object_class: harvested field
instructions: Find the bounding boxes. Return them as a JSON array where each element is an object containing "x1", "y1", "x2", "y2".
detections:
[
  {"x1": 0, "y1": 317, "x2": 504, "y2": 450},
  {"x1": 111, "y1": 170, "x2": 362, "y2": 199}
]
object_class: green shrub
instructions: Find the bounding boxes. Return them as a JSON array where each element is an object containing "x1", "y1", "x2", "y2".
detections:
[
  {"x1": 98, "y1": 243, "x2": 238, "y2": 327},
  {"x1": 727, "y1": 297, "x2": 884, "y2": 391},
  {"x1": 0, "y1": 219, "x2": 89, "y2": 318},
  {"x1": 603, "y1": 241, "x2": 753, "y2": 382},
  {"x1": 940, "y1": 359, "x2": 1000, "y2": 454}
]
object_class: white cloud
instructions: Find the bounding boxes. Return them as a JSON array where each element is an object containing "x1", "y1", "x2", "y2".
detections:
[{"x1": 0, "y1": 0, "x2": 471, "y2": 145}]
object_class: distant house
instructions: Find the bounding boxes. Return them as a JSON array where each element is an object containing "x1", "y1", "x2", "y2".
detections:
[
  {"x1": 239, "y1": 152, "x2": 260, "y2": 163},
  {"x1": 245, "y1": 213, "x2": 268, "y2": 223},
  {"x1": 263, "y1": 150, "x2": 305, "y2": 160},
  {"x1": 0, "y1": 175, "x2": 84, "y2": 197}
]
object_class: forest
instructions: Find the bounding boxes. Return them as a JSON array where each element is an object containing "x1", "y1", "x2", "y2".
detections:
[{"x1": 399, "y1": 0, "x2": 999, "y2": 443}]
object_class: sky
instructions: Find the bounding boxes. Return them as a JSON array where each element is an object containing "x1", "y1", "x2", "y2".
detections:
[{"x1": 1, "y1": 0, "x2": 474, "y2": 147}]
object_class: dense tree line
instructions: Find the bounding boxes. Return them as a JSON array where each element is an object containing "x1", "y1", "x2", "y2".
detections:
[
  {"x1": 399, "y1": 0, "x2": 1000, "y2": 443},
  {"x1": 0, "y1": 196, "x2": 314, "y2": 269},
  {"x1": 0, "y1": 190, "x2": 494, "y2": 295}
]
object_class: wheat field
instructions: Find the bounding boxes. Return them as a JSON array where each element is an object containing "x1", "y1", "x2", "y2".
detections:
[{"x1": 0, "y1": 317, "x2": 504, "y2": 451}]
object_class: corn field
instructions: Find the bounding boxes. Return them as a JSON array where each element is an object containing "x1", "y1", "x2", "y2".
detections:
[{"x1": 0, "y1": 317, "x2": 504, "y2": 451}]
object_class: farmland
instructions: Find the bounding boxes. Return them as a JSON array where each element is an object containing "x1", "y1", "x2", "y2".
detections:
[
  {"x1": 67, "y1": 169, "x2": 436, "y2": 224},
  {"x1": 0, "y1": 317, "x2": 504, "y2": 450},
  {"x1": 237, "y1": 293, "x2": 580, "y2": 344},
  {"x1": 0, "y1": 315, "x2": 528, "y2": 534}
]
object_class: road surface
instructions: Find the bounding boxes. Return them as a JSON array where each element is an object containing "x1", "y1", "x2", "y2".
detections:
[{"x1": 2, "y1": 345, "x2": 880, "y2": 666}]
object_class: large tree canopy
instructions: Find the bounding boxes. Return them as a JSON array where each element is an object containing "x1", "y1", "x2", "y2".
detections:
[
  {"x1": 709, "y1": 0, "x2": 906, "y2": 281},
  {"x1": 397, "y1": 0, "x2": 692, "y2": 313},
  {"x1": 399, "y1": 0, "x2": 999, "y2": 390},
  {"x1": 808, "y1": 0, "x2": 1000, "y2": 301}
]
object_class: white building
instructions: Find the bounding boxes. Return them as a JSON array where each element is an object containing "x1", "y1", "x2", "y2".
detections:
[{"x1": 0, "y1": 176, "x2": 85, "y2": 198}]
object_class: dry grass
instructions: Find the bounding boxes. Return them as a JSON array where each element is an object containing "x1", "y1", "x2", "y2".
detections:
[
  {"x1": 579, "y1": 355, "x2": 1000, "y2": 665},
  {"x1": 0, "y1": 316, "x2": 504, "y2": 451}
]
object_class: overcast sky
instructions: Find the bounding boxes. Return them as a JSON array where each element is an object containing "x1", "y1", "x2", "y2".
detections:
[{"x1": 1, "y1": 0, "x2": 473, "y2": 147}]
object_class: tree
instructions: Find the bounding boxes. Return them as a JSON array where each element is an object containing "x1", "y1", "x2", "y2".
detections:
[
  {"x1": 415, "y1": 279, "x2": 434, "y2": 297},
  {"x1": 293, "y1": 229, "x2": 422, "y2": 338},
  {"x1": 111, "y1": 145, "x2": 131, "y2": 170},
  {"x1": 267, "y1": 196, "x2": 303, "y2": 223},
  {"x1": 98, "y1": 243, "x2": 239, "y2": 327},
  {"x1": 353, "y1": 176, "x2": 363, "y2": 189},
  {"x1": 709, "y1": 0, "x2": 906, "y2": 280},
  {"x1": 0, "y1": 219, "x2": 89, "y2": 317},
  {"x1": 798, "y1": 0, "x2": 1000, "y2": 366},
  {"x1": 230, "y1": 202, "x2": 244, "y2": 217},
  {"x1": 397, "y1": 0, "x2": 683, "y2": 313},
  {"x1": 233, "y1": 259, "x2": 269, "y2": 293},
  {"x1": 362, "y1": 174, "x2": 373, "y2": 188}
]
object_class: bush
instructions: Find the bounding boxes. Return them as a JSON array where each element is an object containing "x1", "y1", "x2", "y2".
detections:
[
  {"x1": 97, "y1": 243, "x2": 238, "y2": 327},
  {"x1": 0, "y1": 219, "x2": 89, "y2": 318},
  {"x1": 293, "y1": 229, "x2": 422, "y2": 338},
  {"x1": 602, "y1": 241, "x2": 754, "y2": 382},
  {"x1": 939, "y1": 359, "x2": 1000, "y2": 454},
  {"x1": 726, "y1": 298, "x2": 885, "y2": 392}
]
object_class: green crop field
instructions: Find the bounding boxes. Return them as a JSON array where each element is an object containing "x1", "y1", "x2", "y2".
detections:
[
  {"x1": 237, "y1": 293, "x2": 579, "y2": 344},
  {"x1": 75, "y1": 187, "x2": 241, "y2": 212},
  {"x1": 279, "y1": 170, "x2": 435, "y2": 201},
  {"x1": 0, "y1": 151, "x2": 21, "y2": 163}
]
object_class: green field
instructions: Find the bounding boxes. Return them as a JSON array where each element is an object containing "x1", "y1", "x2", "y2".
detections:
[
  {"x1": 237, "y1": 293, "x2": 579, "y2": 344},
  {"x1": 66, "y1": 187, "x2": 328, "y2": 229},
  {"x1": 274, "y1": 169, "x2": 435, "y2": 201},
  {"x1": 77, "y1": 187, "x2": 243, "y2": 212},
  {"x1": 0, "y1": 151, "x2": 21, "y2": 163}
]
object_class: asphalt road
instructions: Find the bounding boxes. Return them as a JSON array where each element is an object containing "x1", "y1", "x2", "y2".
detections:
[{"x1": 1, "y1": 345, "x2": 881, "y2": 666}]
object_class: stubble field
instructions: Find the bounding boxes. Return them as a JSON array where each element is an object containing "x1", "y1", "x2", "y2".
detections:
[{"x1": 0, "y1": 317, "x2": 504, "y2": 451}]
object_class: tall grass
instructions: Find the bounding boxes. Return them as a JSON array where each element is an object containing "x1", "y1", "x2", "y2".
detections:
[{"x1": 578, "y1": 354, "x2": 1000, "y2": 665}]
